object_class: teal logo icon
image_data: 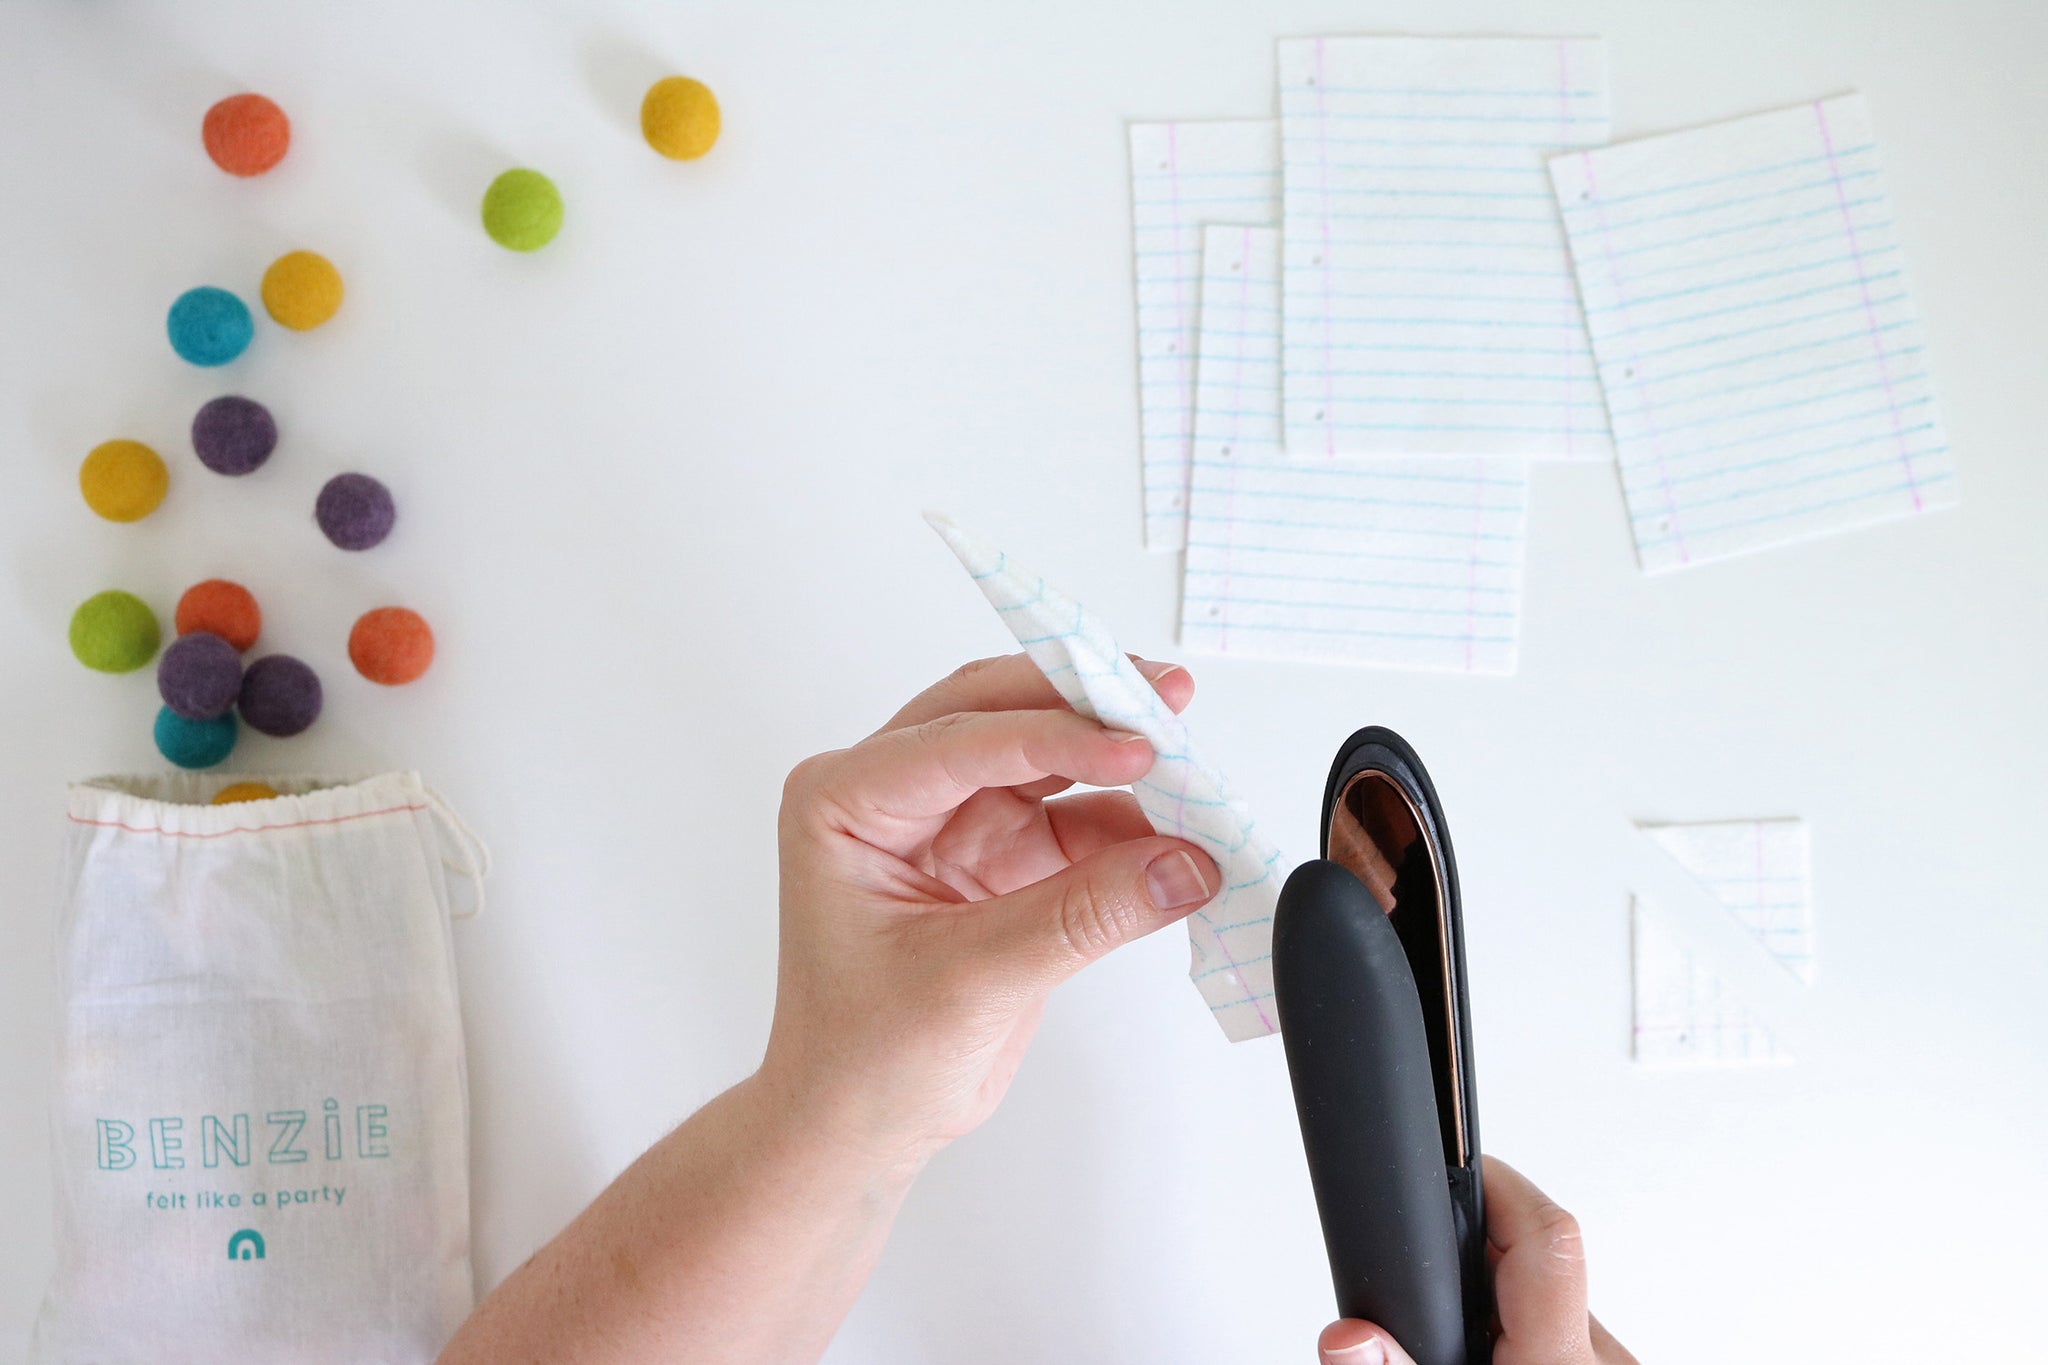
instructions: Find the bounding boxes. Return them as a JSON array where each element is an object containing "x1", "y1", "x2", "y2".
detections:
[{"x1": 227, "y1": 1228, "x2": 266, "y2": 1261}]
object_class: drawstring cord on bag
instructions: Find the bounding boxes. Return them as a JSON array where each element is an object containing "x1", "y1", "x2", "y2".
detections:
[{"x1": 422, "y1": 785, "x2": 492, "y2": 920}]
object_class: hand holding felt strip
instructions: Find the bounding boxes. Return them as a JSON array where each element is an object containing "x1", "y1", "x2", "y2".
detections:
[{"x1": 927, "y1": 513, "x2": 1285, "y2": 1040}]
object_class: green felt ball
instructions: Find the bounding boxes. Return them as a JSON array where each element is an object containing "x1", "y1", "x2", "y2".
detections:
[
  {"x1": 154, "y1": 706, "x2": 238, "y2": 770},
  {"x1": 482, "y1": 168, "x2": 563, "y2": 251},
  {"x1": 70, "y1": 590, "x2": 161, "y2": 673}
]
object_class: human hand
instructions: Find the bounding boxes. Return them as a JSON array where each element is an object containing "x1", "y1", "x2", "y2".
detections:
[
  {"x1": 1316, "y1": 1157, "x2": 1638, "y2": 1365},
  {"x1": 759, "y1": 653, "x2": 1221, "y2": 1172}
]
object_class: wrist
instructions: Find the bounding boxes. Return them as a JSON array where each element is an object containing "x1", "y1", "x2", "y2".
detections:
[{"x1": 744, "y1": 1056, "x2": 939, "y2": 1192}]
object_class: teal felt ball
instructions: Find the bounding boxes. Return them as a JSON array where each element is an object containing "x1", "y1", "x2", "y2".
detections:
[
  {"x1": 154, "y1": 705, "x2": 238, "y2": 769},
  {"x1": 167, "y1": 287, "x2": 254, "y2": 366}
]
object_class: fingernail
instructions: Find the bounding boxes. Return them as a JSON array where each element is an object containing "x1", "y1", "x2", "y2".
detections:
[
  {"x1": 1106, "y1": 729, "x2": 1152, "y2": 747},
  {"x1": 1146, "y1": 851, "x2": 1214, "y2": 911},
  {"x1": 1323, "y1": 1340, "x2": 1386, "y2": 1365},
  {"x1": 1132, "y1": 658, "x2": 1185, "y2": 686}
]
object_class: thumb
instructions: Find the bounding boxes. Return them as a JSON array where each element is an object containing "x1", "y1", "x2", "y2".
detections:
[
  {"x1": 1318, "y1": 1320, "x2": 1418, "y2": 1365},
  {"x1": 971, "y1": 835, "x2": 1219, "y2": 988}
]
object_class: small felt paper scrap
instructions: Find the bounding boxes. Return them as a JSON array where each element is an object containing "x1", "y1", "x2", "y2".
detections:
[
  {"x1": 1129, "y1": 120, "x2": 1282, "y2": 553},
  {"x1": 1179, "y1": 223, "x2": 1531, "y2": 674},
  {"x1": 1632, "y1": 818, "x2": 1812, "y2": 1067},
  {"x1": 1550, "y1": 94, "x2": 1958, "y2": 572},
  {"x1": 928, "y1": 512, "x2": 1284, "y2": 1041},
  {"x1": 1276, "y1": 35, "x2": 1613, "y2": 461}
]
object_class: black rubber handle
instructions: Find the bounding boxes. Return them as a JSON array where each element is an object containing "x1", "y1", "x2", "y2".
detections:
[{"x1": 1274, "y1": 858, "x2": 1471, "y2": 1365}]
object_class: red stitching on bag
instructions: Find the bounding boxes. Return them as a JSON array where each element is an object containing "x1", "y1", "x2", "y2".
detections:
[{"x1": 68, "y1": 801, "x2": 429, "y2": 840}]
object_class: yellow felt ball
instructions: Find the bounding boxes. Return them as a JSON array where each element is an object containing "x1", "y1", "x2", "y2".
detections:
[
  {"x1": 79, "y1": 440, "x2": 169, "y2": 522},
  {"x1": 212, "y1": 781, "x2": 279, "y2": 805},
  {"x1": 261, "y1": 250, "x2": 344, "y2": 331},
  {"x1": 641, "y1": 76, "x2": 721, "y2": 160}
]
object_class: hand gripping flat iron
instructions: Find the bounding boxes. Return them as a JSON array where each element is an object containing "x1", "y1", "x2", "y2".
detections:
[{"x1": 1273, "y1": 728, "x2": 1492, "y2": 1365}]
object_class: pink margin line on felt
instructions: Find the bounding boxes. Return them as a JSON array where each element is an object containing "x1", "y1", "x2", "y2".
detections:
[
  {"x1": 1557, "y1": 40, "x2": 1577, "y2": 459},
  {"x1": 1165, "y1": 123, "x2": 1196, "y2": 522},
  {"x1": 1216, "y1": 225, "x2": 1258, "y2": 654},
  {"x1": 68, "y1": 802, "x2": 428, "y2": 841},
  {"x1": 1814, "y1": 99, "x2": 1922, "y2": 513},
  {"x1": 1314, "y1": 39, "x2": 1337, "y2": 457},
  {"x1": 1581, "y1": 150, "x2": 1690, "y2": 565}
]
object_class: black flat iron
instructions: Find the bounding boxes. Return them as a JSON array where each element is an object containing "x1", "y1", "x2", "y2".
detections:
[{"x1": 1273, "y1": 728, "x2": 1492, "y2": 1365}]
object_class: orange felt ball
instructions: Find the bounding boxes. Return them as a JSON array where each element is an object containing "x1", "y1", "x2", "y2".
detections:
[
  {"x1": 349, "y1": 607, "x2": 434, "y2": 685},
  {"x1": 175, "y1": 579, "x2": 262, "y2": 653},
  {"x1": 203, "y1": 93, "x2": 290, "y2": 176}
]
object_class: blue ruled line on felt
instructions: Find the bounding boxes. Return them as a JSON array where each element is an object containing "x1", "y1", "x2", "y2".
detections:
[
  {"x1": 1290, "y1": 85, "x2": 1603, "y2": 100},
  {"x1": 1278, "y1": 39, "x2": 1610, "y2": 461},
  {"x1": 1583, "y1": 195, "x2": 1888, "y2": 261},
  {"x1": 1601, "y1": 317, "x2": 1918, "y2": 390},
  {"x1": 1611, "y1": 219, "x2": 1897, "y2": 287},
  {"x1": 1624, "y1": 448, "x2": 1951, "y2": 521},
  {"x1": 1613, "y1": 387, "x2": 1934, "y2": 473},
  {"x1": 1620, "y1": 422, "x2": 1940, "y2": 488},
  {"x1": 1618, "y1": 292, "x2": 1912, "y2": 363},
  {"x1": 1559, "y1": 143, "x2": 1877, "y2": 211},
  {"x1": 1557, "y1": 95, "x2": 1956, "y2": 568},
  {"x1": 1609, "y1": 373, "x2": 1931, "y2": 443},
  {"x1": 1560, "y1": 167, "x2": 1882, "y2": 234},
  {"x1": 1630, "y1": 470, "x2": 1956, "y2": 550},
  {"x1": 1594, "y1": 270, "x2": 1904, "y2": 342},
  {"x1": 1604, "y1": 345, "x2": 1927, "y2": 420},
  {"x1": 1184, "y1": 594, "x2": 1520, "y2": 620},
  {"x1": 1582, "y1": 244, "x2": 1902, "y2": 314}
]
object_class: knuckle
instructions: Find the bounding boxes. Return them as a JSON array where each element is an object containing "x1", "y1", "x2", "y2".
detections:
[
  {"x1": 910, "y1": 713, "x2": 970, "y2": 774},
  {"x1": 1055, "y1": 878, "x2": 1135, "y2": 962},
  {"x1": 780, "y1": 752, "x2": 839, "y2": 815},
  {"x1": 926, "y1": 657, "x2": 1004, "y2": 714},
  {"x1": 1532, "y1": 1201, "x2": 1585, "y2": 1265},
  {"x1": 948, "y1": 655, "x2": 1006, "y2": 688},
  {"x1": 914, "y1": 711, "x2": 968, "y2": 744}
]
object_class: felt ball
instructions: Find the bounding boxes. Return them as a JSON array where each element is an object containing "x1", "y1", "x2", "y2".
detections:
[
  {"x1": 69, "y1": 590, "x2": 160, "y2": 673},
  {"x1": 212, "y1": 780, "x2": 279, "y2": 805},
  {"x1": 261, "y1": 250, "x2": 343, "y2": 330},
  {"x1": 349, "y1": 606, "x2": 434, "y2": 685},
  {"x1": 175, "y1": 579, "x2": 263, "y2": 652},
  {"x1": 157, "y1": 631, "x2": 244, "y2": 720},
  {"x1": 167, "y1": 287, "x2": 254, "y2": 367},
  {"x1": 481, "y1": 168, "x2": 563, "y2": 251},
  {"x1": 155, "y1": 706, "x2": 238, "y2": 770},
  {"x1": 315, "y1": 472, "x2": 396, "y2": 550},
  {"x1": 191, "y1": 395, "x2": 277, "y2": 476},
  {"x1": 238, "y1": 654, "x2": 323, "y2": 737},
  {"x1": 641, "y1": 76, "x2": 721, "y2": 160},
  {"x1": 202, "y1": 93, "x2": 290, "y2": 176},
  {"x1": 78, "y1": 439, "x2": 169, "y2": 522}
]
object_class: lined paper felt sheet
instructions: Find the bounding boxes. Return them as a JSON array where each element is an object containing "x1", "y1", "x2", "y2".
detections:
[
  {"x1": 1551, "y1": 94, "x2": 1958, "y2": 572},
  {"x1": 1631, "y1": 900, "x2": 1794, "y2": 1067},
  {"x1": 1277, "y1": 36, "x2": 1613, "y2": 460},
  {"x1": 927, "y1": 514, "x2": 1285, "y2": 1042},
  {"x1": 1631, "y1": 818, "x2": 1812, "y2": 1067},
  {"x1": 1640, "y1": 818, "x2": 1814, "y2": 984},
  {"x1": 1129, "y1": 121, "x2": 1282, "y2": 552},
  {"x1": 1179, "y1": 225, "x2": 1531, "y2": 674}
]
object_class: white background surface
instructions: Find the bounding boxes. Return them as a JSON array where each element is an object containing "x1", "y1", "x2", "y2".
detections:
[{"x1": 2, "y1": 2, "x2": 2043, "y2": 1361}]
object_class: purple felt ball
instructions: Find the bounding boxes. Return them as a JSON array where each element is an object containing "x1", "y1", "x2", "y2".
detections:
[
  {"x1": 238, "y1": 654, "x2": 323, "y2": 737},
  {"x1": 191, "y1": 395, "x2": 277, "y2": 476},
  {"x1": 315, "y1": 472, "x2": 396, "y2": 551},
  {"x1": 156, "y1": 631, "x2": 244, "y2": 720}
]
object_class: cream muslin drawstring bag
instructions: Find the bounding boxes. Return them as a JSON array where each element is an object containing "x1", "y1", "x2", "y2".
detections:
[{"x1": 33, "y1": 772, "x2": 485, "y2": 1364}]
